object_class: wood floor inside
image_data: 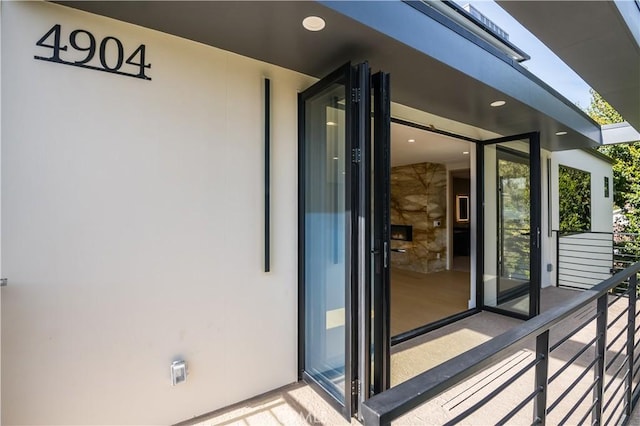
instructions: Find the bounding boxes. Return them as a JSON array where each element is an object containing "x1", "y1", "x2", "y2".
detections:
[{"x1": 391, "y1": 265, "x2": 471, "y2": 336}]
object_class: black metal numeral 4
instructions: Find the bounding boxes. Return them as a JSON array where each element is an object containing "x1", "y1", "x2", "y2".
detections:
[
  {"x1": 36, "y1": 24, "x2": 68, "y2": 62},
  {"x1": 126, "y1": 44, "x2": 151, "y2": 79}
]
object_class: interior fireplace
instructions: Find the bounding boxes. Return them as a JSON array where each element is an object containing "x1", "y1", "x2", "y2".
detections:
[{"x1": 391, "y1": 224, "x2": 413, "y2": 241}]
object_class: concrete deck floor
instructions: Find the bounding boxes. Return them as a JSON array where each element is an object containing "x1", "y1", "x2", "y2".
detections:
[{"x1": 180, "y1": 287, "x2": 639, "y2": 425}]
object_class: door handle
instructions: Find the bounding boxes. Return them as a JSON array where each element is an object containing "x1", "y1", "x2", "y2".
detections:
[{"x1": 372, "y1": 242, "x2": 391, "y2": 268}]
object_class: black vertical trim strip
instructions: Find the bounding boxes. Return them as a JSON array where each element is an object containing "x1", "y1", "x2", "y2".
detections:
[
  {"x1": 531, "y1": 132, "x2": 542, "y2": 317},
  {"x1": 264, "y1": 78, "x2": 271, "y2": 273},
  {"x1": 547, "y1": 157, "x2": 552, "y2": 238},
  {"x1": 476, "y1": 142, "x2": 485, "y2": 313}
]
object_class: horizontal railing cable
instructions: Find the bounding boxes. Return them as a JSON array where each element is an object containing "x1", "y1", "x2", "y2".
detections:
[
  {"x1": 549, "y1": 336, "x2": 598, "y2": 383},
  {"x1": 549, "y1": 312, "x2": 599, "y2": 352},
  {"x1": 495, "y1": 386, "x2": 541, "y2": 426},
  {"x1": 442, "y1": 358, "x2": 540, "y2": 426},
  {"x1": 557, "y1": 379, "x2": 599, "y2": 425},
  {"x1": 547, "y1": 356, "x2": 599, "y2": 413}
]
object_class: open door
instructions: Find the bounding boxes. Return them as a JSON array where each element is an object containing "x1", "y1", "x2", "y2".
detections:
[
  {"x1": 480, "y1": 132, "x2": 541, "y2": 319},
  {"x1": 298, "y1": 62, "x2": 368, "y2": 418},
  {"x1": 298, "y1": 62, "x2": 391, "y2": 419}
]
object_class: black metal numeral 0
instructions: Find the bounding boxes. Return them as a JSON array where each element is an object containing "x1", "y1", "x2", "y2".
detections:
[
  {"x1": 69, "y1": 29, "x2": 96, "y2": 64},
  {"x1": 99, "y1": 36, "x2": 124, "y2": 71}
]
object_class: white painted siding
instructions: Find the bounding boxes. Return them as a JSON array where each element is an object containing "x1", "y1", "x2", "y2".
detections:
[{"x1": 1, "y1": 2, "x2": 314, "y2": 424}]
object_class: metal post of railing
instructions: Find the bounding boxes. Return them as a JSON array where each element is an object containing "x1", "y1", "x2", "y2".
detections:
[
  {"x1": 627, "y1": 273, "x2": 637, "y2": 418},
  {"x1": 534, "y1": 330, "x2": 550, "y2": 425},
  {"x1": 594, "y1": 294, "x2": 609, "y2": 425}
]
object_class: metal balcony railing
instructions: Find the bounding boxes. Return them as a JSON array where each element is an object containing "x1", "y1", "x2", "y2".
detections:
[{"x1": 361, "y1": 261, "x2": 640, "y2": 425}]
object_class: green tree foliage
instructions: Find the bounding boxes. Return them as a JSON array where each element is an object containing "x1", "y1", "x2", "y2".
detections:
[
  {"x1": 589, "y1": 90, "x2": 640, "y2": 269},
  {"x1": 587, "y1": 89, "x2": 624, "y2": 125},
  {"x1": 590, "y1": 90, "x2": 640, "y2": 233},
  {"x1": 498, "y1": 158, "x2": 530, "y2": 279},
  {"x1": 558, "y1": 165, "x2": 591, "y2": 232}
]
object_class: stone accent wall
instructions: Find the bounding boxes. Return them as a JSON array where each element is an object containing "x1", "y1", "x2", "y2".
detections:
[{"x1": 390, "y1": 162, "x2": 447, "y2": 273}]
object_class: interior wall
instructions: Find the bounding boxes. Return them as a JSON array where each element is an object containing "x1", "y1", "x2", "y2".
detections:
[
  {"x1": 390, "y1": 162, "x2": 447, "y2": 274},
  {"x1": 1, "y1": 2, "x2": 315, "y2": 424}
]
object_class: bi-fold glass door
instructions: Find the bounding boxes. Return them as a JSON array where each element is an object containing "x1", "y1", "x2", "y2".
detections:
[
  {"x1": 299, "y1": 62, "x2": 542, "y2": 421},
  {"x1": 481, "y1": 133, "x2": 541, "y2": 319},
  {"x1": 298, "y1": 62, "x2": 390, "y2": 418}
]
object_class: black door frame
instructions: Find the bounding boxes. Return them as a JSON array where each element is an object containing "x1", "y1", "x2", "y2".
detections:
[
  {"x1": 387, "y1": 117, "x2": 482, "y2": 346},
  {"x1": 297, "y1": 62, "x2": 358, "y2": 418},
  {"x1": 369, "y1": 71, "x2": 392, "y2": 396},
  {"x1": 477, "y1": 132, "x2": 542, "y2": 320}
]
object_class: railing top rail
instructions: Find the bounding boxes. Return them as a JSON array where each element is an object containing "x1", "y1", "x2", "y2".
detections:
[{"x1": 361, "y1": 261, "x2": 640, "y2": 425}]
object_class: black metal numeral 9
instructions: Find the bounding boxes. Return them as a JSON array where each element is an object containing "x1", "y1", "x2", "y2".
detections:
[{"x1": 69, "y1": 29, "x2": 96, "y2": 64}]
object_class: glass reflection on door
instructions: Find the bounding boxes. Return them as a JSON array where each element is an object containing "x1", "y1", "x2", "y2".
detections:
[
  {"x1": 303, "y1": 83, "x2": 348, "y2": 403},
  {"x1": 484, "y1": 140, "x2": 532, "y2": 316}
]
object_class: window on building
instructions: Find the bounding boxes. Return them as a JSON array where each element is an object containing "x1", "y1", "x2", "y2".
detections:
[{"x1": 559, "y1": 165, "x2": 591, "y2": 232}]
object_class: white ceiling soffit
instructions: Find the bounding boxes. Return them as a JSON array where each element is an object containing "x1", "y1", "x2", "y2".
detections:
[
  {"x1": 602, "y1": 122, "x2": 640, "y2": 145},
  {"x1": 56, "y1": 0, "x2": 602, "y2": 151},
  {"x1": 390, "y1": 121, "x2": 473, "y2": 167},
  {"x1": 497, "y1": 0, "x2": 640, "y2": 132}
]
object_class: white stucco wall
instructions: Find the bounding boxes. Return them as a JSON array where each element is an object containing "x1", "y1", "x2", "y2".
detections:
[
  {"x1": 540, "y1": 149, "x2": 553, "y2": 288},
  {"x1": 1, "y1": 2, "x2": 314, "y2": 424},
  {"x1": 548, "y1": 149, "x2": 614, "y2": 287}
]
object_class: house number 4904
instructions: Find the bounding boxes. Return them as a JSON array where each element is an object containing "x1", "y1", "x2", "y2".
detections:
[{"x1": 34, "y1": 24, "x2": 151, "y2": 81}]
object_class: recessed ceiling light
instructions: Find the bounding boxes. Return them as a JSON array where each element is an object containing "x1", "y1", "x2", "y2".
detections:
[
  {"x1": 490, "y1": 100, "x2": 506, "y2": 107},
  {"x1": 326, "y1": 121, "x2": 337, "y2": 126},
  {"x1": 463, "y1": 151, "x2": 470, "y2": 155},
  {"x1": 555, "y1": 131, "x2": 568, "y2": 136},
  {"x1": 303, "y1": 16, "x2": 325, "y2": 31},
  {"x1": 408, "y1": 139, "x2": 416, "y2": 143}
]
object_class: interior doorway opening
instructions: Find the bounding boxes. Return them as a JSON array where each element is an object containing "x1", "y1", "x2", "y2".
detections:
[{"x1": 388, "y1": 120, "x2": 475, "y2": 340}]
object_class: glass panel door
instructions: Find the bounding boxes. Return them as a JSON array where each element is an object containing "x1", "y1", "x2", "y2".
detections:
[
  {"x1": 299, "y1": 62, "x2": 392, "y2": 419},
  {"x1": 299, "y1": 63, "x2": 354, "y2": 415},
  {"x1": 482, "y1": 134, "x2": 541, "y2": 318}
]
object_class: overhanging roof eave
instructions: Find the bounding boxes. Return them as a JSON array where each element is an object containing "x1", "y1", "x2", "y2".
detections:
[{"x1": 319, "y1": 0, "x2": 602, "y2": 149}]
